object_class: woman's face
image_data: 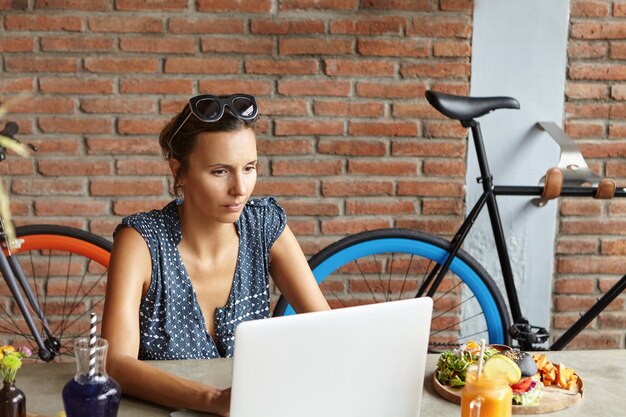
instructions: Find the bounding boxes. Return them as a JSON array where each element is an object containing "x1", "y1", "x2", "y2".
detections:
[{"x1": 175, "y1": 128, "x2": 258, "y2": 224}]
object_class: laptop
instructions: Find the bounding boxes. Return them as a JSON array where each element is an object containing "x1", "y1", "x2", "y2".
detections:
[{"x1": 230, "y1": 297, "x2": 433, "y2": 417}]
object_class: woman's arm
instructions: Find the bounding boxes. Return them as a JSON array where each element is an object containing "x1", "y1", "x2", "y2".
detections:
[
  {"x1": 101, "y1": 227, "x2": 230, "y2": 415},
  {"x1": 269, "y1": 225, "x2": 330, "y2": 313}
]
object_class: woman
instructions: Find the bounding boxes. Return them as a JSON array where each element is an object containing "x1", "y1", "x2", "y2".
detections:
[{"x1": 101, "y1": 94, "x2": 330, "y2": 415}]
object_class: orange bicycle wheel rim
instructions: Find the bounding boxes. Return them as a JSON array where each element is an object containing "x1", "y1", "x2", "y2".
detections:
[{"x1": 7, "y1": 234, "x2": 110, "y2": 267}]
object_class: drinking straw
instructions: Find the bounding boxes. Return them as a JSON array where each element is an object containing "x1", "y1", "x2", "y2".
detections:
[
  {"x1": 88, "y1": 312, "x2": 97, "y2": 378},
  {"x1": 476, "y1": 338, "x2": 486, "y2": 377}
]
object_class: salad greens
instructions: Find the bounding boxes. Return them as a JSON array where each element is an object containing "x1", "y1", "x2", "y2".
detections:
[{"x1": 436, "y1": 343, "x2": 498, "y2": 388}]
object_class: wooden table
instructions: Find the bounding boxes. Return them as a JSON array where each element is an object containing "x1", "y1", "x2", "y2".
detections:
[{"x1": 18, "y1": 349, "x2": 626, "y2": 416}]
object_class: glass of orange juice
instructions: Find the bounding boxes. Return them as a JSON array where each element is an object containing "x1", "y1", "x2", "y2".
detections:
[{"x1": 460, "y1": 369, "x2": 512, "y2": 417}]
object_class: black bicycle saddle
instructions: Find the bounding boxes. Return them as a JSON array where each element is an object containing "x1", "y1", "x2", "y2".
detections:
[{"x1": 425, "y1": 90, "x2": 520, "y2": 122}]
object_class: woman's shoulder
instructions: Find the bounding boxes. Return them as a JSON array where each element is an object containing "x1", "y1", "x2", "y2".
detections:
[{"x1": 114, "y1": 200, "x2": 180, "y2": 239}]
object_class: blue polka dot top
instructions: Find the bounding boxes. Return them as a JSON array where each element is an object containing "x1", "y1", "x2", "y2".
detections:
[{"x1": 114, "y1": 196, "x2": 287, "y2": 360}]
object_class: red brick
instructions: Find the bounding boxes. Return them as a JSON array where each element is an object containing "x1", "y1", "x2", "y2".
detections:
[
  {"x1": 85, "y1": 57, "x2": 159, "y2": 74},
  {"x1": 117, "y1": 118, "x2": 169, "y2": 135},
  {"x1": 246, "y1": 59, "x2": 318, "y2": 75},
  {"x1": 275, "y1": 120, "x2": 343, "y2": 136},
  {"x1": 324, "y1": 59, "x2": 395, "y2": 77},
  {"x1": 278, "y1": 79, "x2": 351, "y2": 96},
  {"x1": 554, "y1": 295, "x2": 623, "y2": 311},
  {"x1": 348, "y1": 160, "x2": 416, "y2": 176},
  {"x1": 401, "y1": 62, "x2": 470, "y2": 79},
  {"x1": 611, "y1": 84, "x2": 626, "y2": 100},
  {"x1": 571, "y1": 0, "x2": 610, "y2": 16},
  {"x1": 168, "y1": 17, "x2": 244, "y2": 34},
  {"x1": 599, "y1": 276, "x2": 622, "y2": 292},
  {"x1": 87, "y1": 138, "x2": 161, "y2": 155},
  {"x1": 599, "y1": 313, "x2": 626, "y2": 329},
  {"x1": 615, "y1": 2, "x2": 626, "y2": 16},
  {"x1": 280, "y1": 0, "x2": 356, "y2": 10},
  {"x1": 322, "y1": 180, "x2": 393, "y2": 197},
  {"x1": 429, "y1": 83, "x2": 470, "y2": 95},
  {"x1": 35, "y1": 200, "x2": 109, "y2": 216},
  {"x1": 601, "y1": 239, "x2": 626, "y2": 255},
  {"x1": 568, "y1": 41, "x2": 608, "y2": 58},
  {"x1": 610, "y1": 41, "x2": 626, "y2": 59},
  {"x1": 408, "y1": 16, "x2": 471, "y2": 38},
  {"x1": 392, "y1": 140, "x2": 465, "y2": 157},
  {"x1": 559, "y1": 199, "x2": 602, "y2": 216},
  {"x1": 39, "y1": 77, "x2": 114, "y2": 94},
  {"x1": 198, "y1": 0, "x2": 271, "y2": 12},
  {"x1": 165, "y1": 57, "x2": 240, "y2": 74},
  {"x1": 565, "y1": 102, "x2": 610, "y2": 118},
  {"x1": 346, "y1": 200, "x2": 415, "y2": 215},
  {"x1": 567, "y1": 82, "x2": 609, "y2": 99},
  {"x1": 251, "y1": 19, "x2": 325, "y2": 35},
  {"x1": 38, "y1": 117, "x2": 112, "y2": 134},
  {"x1": 440, "y1": 0, "x2": 474, "y2": 11},
  {"x1": 11, "y1": 178, "x2": 85, "y2": 196},
  {"x1": 80, "y1": 98, "x2": 155, "y2": 114},
  {"x1": 271, "y1": 160, "x2": 342, "y2": 176},
  {"x1": 197, "y1": 80, "x2": 272, "y2": 97},
  {"x1": 4, "y1": 14, "x2": 82, "y2": 31},
  {"x1": 330, "y1": 17, "x2": 406, "y2": 35},
  {"x1": 0, "y1": 37, "x2": 33, "y2": 52},
  {"x1": 579, "y1": 142, "x2": 626, "y2": 157},
  {"x1": 0, "y1": 160, "x2": 34, "y2": 175},
  {"x1": 38, "y1": 160, "x2": 112, "y2": 176},
  {"x1": 89, "y1": 219, "x2": 118, "y2": 237},
  {"x1": 393, "y1": 103, "x2": 446, "y2": 119},
  {"x1": 553, "y1": 277, "x2": 595, "y2": 294},
  {"x1": 349, "y1": 121, "x2": 417, "y2": 137},
  {"x1": 321, "y1": 218, "x2": 391, "y2": 235},
  {"x1": 257, "y1": 139, "x2": 313, "y2": 155},
  {"x1": 357, "y1": 38, "x2": 430, "y2": 58},
  {"x1": 318, "y1": 139, "x2": 386, "y2": 156},
  {"x1": 88, "y1": 16, "x2": 163, "y2": 33},
  {"x1": 202, "y1": 37, "x2": 273, "y2": 54},
  {"x1": 91, "y1": 179, "x2": 164, "y2": 196},
  {"x1": 8, "y1": 97, "x2": 74, "y2": 114},
  {"x1": 120, "y1": 37, "x2": 195, "y2": 53},
  {"x1": 608, "y1": 123, "x2": 626, "y2": 138},
  {"x1": 313, "y1": 101, "x2": 384, "y2": 118},
  {"x1": 253, "y1": 180, "x2": 317, "y2": 196},
  {"x1": 116, "y1": 159, "x2": 170, "y2": 175},
  {"x1": 35, "y1": 0, "x2": 109, "y2": 10},
  {"x1": 360, "y1": 0, "x2": 432, "y2": 11},
  {"x1": 259, "y1": 99, "x2": 309, "y2": 117},
  {"x1": 280, "y1": 38, "x2": 353, "y2": 55},
  {"x1": 433, "y1": 41, "x2": 471, "y2": 57},
  {"x1": 424, "y1": 121, "x2": 467, "y2": 138},
  {"x1": 422, "y1": 160, "x2": 465, "y2": 177},
  {"x1": 566, "y1": 120, "x2": 605, "y2": 137},
  {"x1": 115, "y1": 0, "x2": 186, "y2": 10},
  {"x1": 40, "y1": 36, "x2": 114, "y2": 52},
  {"x1": 5, "y1": 57, "x2": 79, "y2": 73},
  {"x1": 397, "y1": 181, "x2": 464, "y2": 197},
  {"x1": 113, "y1": 200, "x2": 170, "y2": 215},
  {"x1": 280, "y1": 200, "x2": 340, "y2": 216},
  {"x1": 0, "y1": 78, "x2": 34, "y2": 94},
  {"x1": 571, "y1": 22, "x2": 626, "y2": 39},
  {"x1": 422, "y1": 199, "x2": 464, "y2": 215},
  {"x1": 395, "y1": 218, "x2": 462, "y2": 235},
  {"x1": 558, "y1": 256, "x2": 626, "y2": 274},
  {"x1": 357, "y1": 81, "x2": 426, "y2": 98},
  {"x1": 120, "y1": 78, "x2": 193, "y2": 94},
  {"x1": 608, "y1": 200, "x2": 626, "y2": 214},
  {"x1": 26, "y1": 138, "x2": 80, "y2": 155}
]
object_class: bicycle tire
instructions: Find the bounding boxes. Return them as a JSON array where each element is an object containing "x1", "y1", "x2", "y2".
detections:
[
  {"x1": 273, "y1": 228, "x2": 511, "y2": 350},
  {"x1": 0, "y1": 225, "x2": 112, "y2": 361}
]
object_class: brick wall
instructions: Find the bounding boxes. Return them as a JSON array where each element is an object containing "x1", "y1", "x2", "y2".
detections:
[
  {"x1": 0, "y1": 0, "x2": 624, "y2": 349},
  {"x1": 554, "y1": 0, "x2": 626, "y2": 349}
]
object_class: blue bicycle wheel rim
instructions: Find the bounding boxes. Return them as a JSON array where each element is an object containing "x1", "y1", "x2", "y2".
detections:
[{"x1": 281, "y1": 237, "x2": 506, "y2": 345}]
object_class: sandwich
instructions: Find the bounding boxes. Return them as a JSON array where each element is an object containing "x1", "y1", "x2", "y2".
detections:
[{"x1": 503, "y1": 349, "x2": 543, "y2": 406}]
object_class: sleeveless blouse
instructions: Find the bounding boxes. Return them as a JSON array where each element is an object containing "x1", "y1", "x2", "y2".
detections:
[{"x1": 114, "y1": 196, "x2": 286, "y2": 360}]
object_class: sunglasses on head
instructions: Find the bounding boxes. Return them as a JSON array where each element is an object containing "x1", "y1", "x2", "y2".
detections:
[{"x1": 169, "y1": 93, "x2": 258, "y2": 142}]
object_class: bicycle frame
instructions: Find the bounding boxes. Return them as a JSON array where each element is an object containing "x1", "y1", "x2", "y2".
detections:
[
  {"x1": 0, "y1": 244, "x2": 57, "y2": 361},
  {"x1": 418, "y1": 119, "x2": 626, "y2": 350}
]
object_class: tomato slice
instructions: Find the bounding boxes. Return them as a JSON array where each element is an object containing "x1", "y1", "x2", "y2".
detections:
[{"x1": 511, "y1": 376, "x2": 533, "y2": 394}]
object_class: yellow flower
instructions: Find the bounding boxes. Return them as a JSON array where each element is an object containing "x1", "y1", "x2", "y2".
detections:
[{"x1": 0, "y1": 346, "x2": 15, "y2": 353}]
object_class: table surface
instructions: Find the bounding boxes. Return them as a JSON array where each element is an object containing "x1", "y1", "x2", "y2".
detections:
[{"x1": 19, "y1": 349, "x2": 625, "y2": 417}]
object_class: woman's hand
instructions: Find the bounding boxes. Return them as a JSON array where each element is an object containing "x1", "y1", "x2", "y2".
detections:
[{"x1": 207, "y1": 387, "x2": 231, "y2": 416}]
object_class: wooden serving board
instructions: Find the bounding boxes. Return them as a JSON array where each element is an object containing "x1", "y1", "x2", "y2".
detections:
[{"x1": 433, "y1": 370, "x2": 584, "y2": 415}]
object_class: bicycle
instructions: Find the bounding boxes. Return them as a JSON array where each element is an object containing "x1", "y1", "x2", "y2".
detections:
[
  {"x1": 0, "y1": 121, "x2": 112, "y2": 361},
  {"x1": 273, "y1": 90, "x2": 626, "y2": 352}
]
